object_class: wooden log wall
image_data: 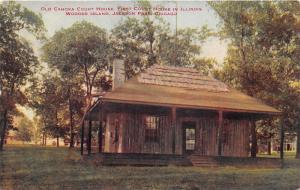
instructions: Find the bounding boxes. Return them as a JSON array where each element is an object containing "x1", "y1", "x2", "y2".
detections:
[
  {"x1": 104, "y1": 110, "x2": 250, "y2": 157},
  {"x1": 104, "y1": 112, "x2": 179, "y2": 154},
  {"x1": 179, "y1": 117, "x2": 250, "y2": 157},
  {"x1": 197, "y1": 118, "x2": 218, "y2": 156},
  {"x1": 221, "y1": 119, "x2": 250, "y2": 157}
]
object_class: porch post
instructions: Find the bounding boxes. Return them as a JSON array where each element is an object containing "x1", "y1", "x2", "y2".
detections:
[
  {"x1": 297, "y1": 126, "x2": 300, "y2": 159},
  {"x1": 98, "y1": 101, "x2": 103, "y2": 153},
  {"x1": 171, "y1": 107, "x2": 176, "y2": 154},
  {"x1": 280, "y1": 117, "x2": 284, "y2": 159},
  {"x1": 87, "y1": 120, "x2": 92, "y2": 155},
  {"x1": 250, "y1": 118, "x2": 257, "y2": 158},
  {"x1": 217, "y1": 110, "x2": 223, "y2": 156},
  {"x1": 80, "y1": 120, "x2": 85, "y2": 155}
]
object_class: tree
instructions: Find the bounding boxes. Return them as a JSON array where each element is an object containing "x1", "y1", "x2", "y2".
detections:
[
  {"x1": 111, "y1": 16, "x2": 212, "y2": 78},
  {"x1": 210, "y1": 1, "x2": 300, "y2": 158},
  {"x1": 29, "y1": 75, "x2": 69, "y2": 147},
  {"x1": 32, "y1": 116, "x2": 43, "y2": 144},
  {"x1": 290, "y1": 82, "x2": 300, "y2": 158},
  {"x1": 0, "y1": 1, "x2": 45, "y2": 151},
  {"x1": 15, "y1": 116, "x2": 34, "y2": 143},
  {"x1": 42, "y1": 21, "x2": 110, "y2": 109},
  {"x1": 59, "y1": 77, "x2": 85, "y2": 148},
  {"x1": 28, "y1": 69, "x2": 86, "y2": 147},
  {"x1": 159, "y1": 27, "x2": 212, "y2": 67},
  {"x1": 42, "y1": 21, "x2": 109, "y2": 147}
]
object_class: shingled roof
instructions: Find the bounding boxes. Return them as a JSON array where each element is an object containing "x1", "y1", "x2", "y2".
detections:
[
  {"x1": 101, "y1": 64, "x2": 280, "y2": 115},
  {"x1": 138, "y1": 65, "x2": 229, "y2": 92}
]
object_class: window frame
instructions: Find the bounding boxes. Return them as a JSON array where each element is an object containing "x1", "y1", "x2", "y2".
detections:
[{"x1": 144, "y1": 115, "x2": 160, "y2": 143}]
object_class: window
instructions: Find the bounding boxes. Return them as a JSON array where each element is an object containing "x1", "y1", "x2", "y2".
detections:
[{"x1": 145, "y1": 116, "x2": 160, "y2": 143}]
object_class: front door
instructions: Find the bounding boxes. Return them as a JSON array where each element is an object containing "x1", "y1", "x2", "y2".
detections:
[{"x1": 182, "y1": 121, "x2": 196, "y2": 155}]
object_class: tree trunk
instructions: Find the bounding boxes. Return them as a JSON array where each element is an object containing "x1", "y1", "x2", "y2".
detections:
[
  {"x1": 69, "y1": 97, "x2": 74, "y2": 148},
  {"x1": 44, "y1": 134, "x2": 47, "y2": 146},
  {"x1": 56, "y1": 136, "x2": 59, "y2": 147},
  {"x1": 280, "y1": 119, "x2": 284, "y2": 159},
  {"x1": 250, "y1": 120, "x2": 257, "y2": 158},
  {"x1": 267, "y1": 140, "x2": 272, "y2": 155},
  {"x1": 87, "y1": 120, "x2": 92, "y2": 155},
  {"x1": 0, "y1": 110, "x2": 8, "y2": 151},
  {"x1": 80, "y1": 121, "x2": 85, "y2": 155},
  {"x1": 296, "y1": 126, "x2": 300, "y2": 159}
]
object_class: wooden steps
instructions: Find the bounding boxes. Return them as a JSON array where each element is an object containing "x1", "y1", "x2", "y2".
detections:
[{"x1": 188, "y1": 154, "x2": 219, "y2": 167}]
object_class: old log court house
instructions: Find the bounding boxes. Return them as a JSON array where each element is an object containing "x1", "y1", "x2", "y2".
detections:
[{"x1": 81, "y1": 59, "x2": 282, "y2": 166}]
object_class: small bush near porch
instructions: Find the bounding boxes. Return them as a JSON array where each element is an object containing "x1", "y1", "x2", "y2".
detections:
[{"x1": 0, "y1": 145, "x2": 299, "y2": 190}]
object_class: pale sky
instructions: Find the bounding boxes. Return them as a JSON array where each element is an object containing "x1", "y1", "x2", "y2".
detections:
[
  {"x1": 14, "y1": 1, "x2": 228, "y2": 120},
  {"x1": 17, "y1": 1, "x2": 227, "y2": 61}
]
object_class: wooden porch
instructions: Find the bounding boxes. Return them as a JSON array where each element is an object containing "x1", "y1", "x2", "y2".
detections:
[
  {"x1": 82, "y1": 152, "x2": 283, "y2": 168},
  {"x1": 79, "y1": 100, "x2": 282, "y2": 168},
  {"x1": 81, "y1": 102, "x2": 269, "y2": 157}
]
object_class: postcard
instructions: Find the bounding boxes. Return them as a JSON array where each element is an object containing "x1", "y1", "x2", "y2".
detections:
[{"x1": 0, "y1": 1, "x2": 299, "y2": 190}]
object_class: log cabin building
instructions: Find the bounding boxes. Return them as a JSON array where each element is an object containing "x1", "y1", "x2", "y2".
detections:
[{"x1": 81, "y1": 59, "x2": 281, "y2": 166}]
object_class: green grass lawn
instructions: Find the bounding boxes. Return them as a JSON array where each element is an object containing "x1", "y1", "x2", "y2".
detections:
[{"x1": 0, "y1": 145, "x2": 300, "y2": 190}]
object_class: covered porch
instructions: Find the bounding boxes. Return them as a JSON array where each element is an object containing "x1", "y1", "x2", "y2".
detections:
[{"x1": 80, "y1": 100, "x2": 280, "y2": 166}]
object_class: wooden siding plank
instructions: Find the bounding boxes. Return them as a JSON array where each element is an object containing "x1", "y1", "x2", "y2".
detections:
[{"x1": 104, "y1": 110, "x2": 250, "y2": 157}]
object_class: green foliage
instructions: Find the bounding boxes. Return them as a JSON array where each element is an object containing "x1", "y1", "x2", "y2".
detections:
[
  {"x1": 0, "y1": 1, "x2": 45, "y2": 150},
  {"x1": 159, "y1": 26, "x2": 212, "y2": 67},
  {"x1": 28, "y1": 72, "x2": 85, "y2": 143},
  {"x1": 193, "y1": 57, "x2": 217, "y2": 76},
  {"x1": 111, "y1": 16, "x2": 212, "y2": 78},
  {"x1": 29, "y1": 75, "x2": 66, "y2": 139},
  {"x1": 41, "y1": 21, "x2": 109, "y2": 144},
  {"x1": 42, "y1": 21, "x2": 108, "y2": 75},
  {"x1": 42, "y1": 21, "x2": 110, "y2": 104},
  {"x1": 0, "y1": 1, "x2": 44, "y2": 96},
  {"x1": 15, "y1": 116, "x2": 33, "y2": 142},
  {"x1": 0, "y1": 1, "x2": 45, "y2": 42},
  {"x1": 210, "y1": 1, "x2": 300, "y2": 149}
]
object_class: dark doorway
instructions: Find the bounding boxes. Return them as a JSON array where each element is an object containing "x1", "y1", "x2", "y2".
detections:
[{"x1": 182, "y1": 121, "x2": 196, "y2": 154}]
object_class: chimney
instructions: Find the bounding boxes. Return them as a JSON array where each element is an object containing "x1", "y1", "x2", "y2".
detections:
[{"x1": 112, "y1": 59, "x2": 125, "y2": 90}]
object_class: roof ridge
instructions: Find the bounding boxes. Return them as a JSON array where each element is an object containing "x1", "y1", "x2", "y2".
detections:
[
  {"x1": 143, "y1": 71, "x2": 217, "y2": 82},
  {"x1": 152, "y1": 64, "x2": 200, "y2": 73}
]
